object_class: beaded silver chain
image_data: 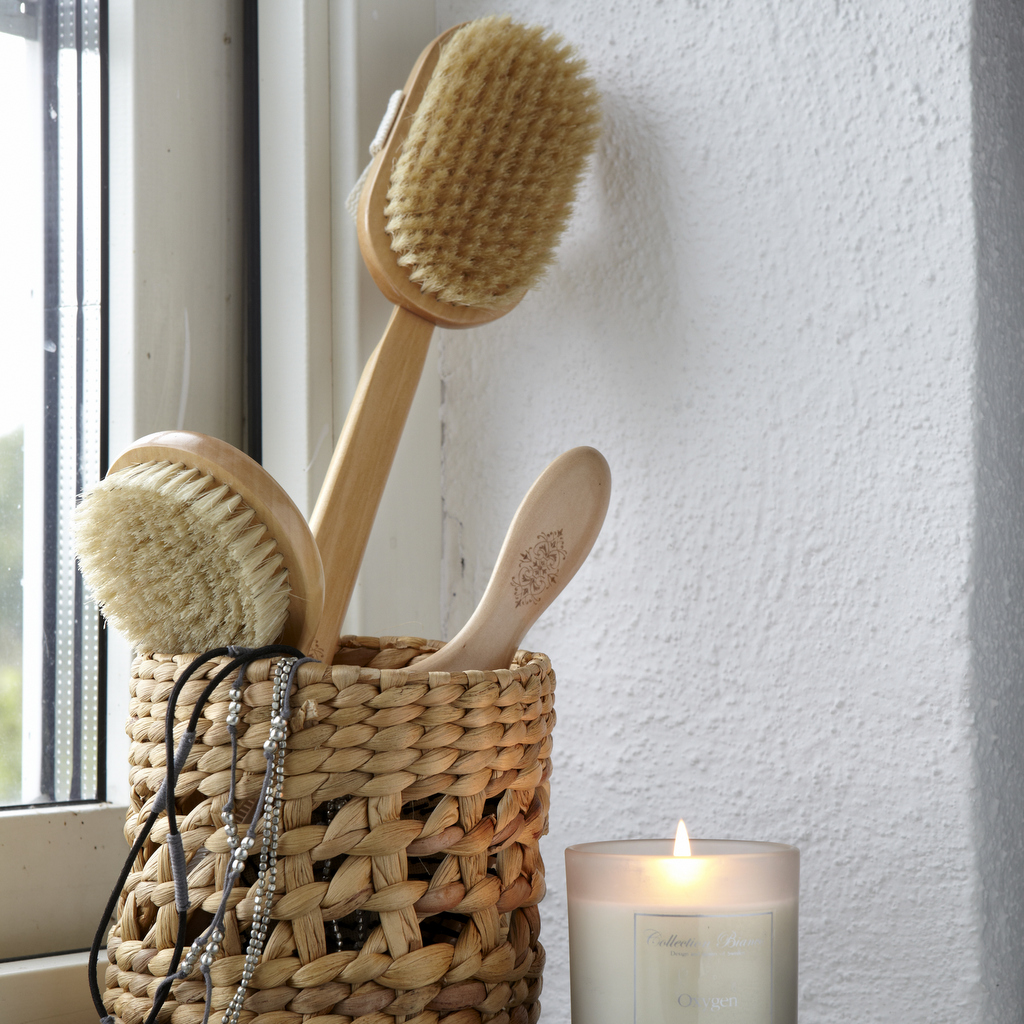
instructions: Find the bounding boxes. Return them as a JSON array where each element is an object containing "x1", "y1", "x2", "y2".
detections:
[
  {"x1": 221, "y1": 655, "x2": 294, "y2": 1024},
  {"x1": 170, "y1": 656, "x2": 296, "y2": 1024},
  {"x1": 318, "y1": 798, "x2": 345, "y2": 951}
]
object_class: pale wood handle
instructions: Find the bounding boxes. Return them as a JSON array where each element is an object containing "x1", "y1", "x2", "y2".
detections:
[
  {"x1": 415, "y1": 446, "x2": 611, "y2": 674},
  {"x1": 308, "y1": 305, "x2": 435, "y2": 662}
]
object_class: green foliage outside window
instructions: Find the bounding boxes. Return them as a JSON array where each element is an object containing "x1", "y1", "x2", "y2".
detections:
[{"x1": 0, "y1": 428, "x2": 23, "y2": 803}]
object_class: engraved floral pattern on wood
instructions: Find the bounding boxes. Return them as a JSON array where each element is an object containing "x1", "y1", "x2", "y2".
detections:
[{"x1": 511, "y1": 529, "x2": 567, "y2": 606}]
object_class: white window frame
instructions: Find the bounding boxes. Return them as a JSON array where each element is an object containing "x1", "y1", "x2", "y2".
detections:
[
  {"x1": 0, "y1": 1, "x2": 440, "y2": 1019},
  {"x1": 1, "y1": 0, "x2": 254, "y2": 1010},
  {"x1": 259, "y1": 0, "x2": 440, "y2": 639}
]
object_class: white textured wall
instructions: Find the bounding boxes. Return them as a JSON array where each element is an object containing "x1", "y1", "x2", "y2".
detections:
[{"x1": 434, "y1": 1, "x2": 1023, "y2": 1021}]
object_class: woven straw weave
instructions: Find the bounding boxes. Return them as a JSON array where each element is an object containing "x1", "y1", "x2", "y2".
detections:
[{"x1": 103, "y1": 636, "x2": 555, "y2": 1024}]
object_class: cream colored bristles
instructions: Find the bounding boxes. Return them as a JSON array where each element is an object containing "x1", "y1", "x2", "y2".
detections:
[
  {"x1": 383, "y1": 15, "x2": 601, "y2": 308},
  {"x1": 74, "y1": 461, "x2": 291, "y2": 653}
]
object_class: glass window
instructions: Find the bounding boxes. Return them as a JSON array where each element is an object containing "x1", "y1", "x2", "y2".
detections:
[{"x1": 0, "y1": 0, "x2": 103, "y2": 808}]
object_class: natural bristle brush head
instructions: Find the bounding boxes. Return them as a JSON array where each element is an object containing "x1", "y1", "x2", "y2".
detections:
[
  {"x1": 76, "y1": 464, "x2": 287, "y2": 652},
  {"x1": 358, "y1": 15, "x2": 601, "y2": 326},
  {"x1": 74, "y1": 431, "x2": 325, "y2": 654}
]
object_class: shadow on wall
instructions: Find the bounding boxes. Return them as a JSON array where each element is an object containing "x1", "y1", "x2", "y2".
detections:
[
  {"x1": 970, "y1": 0, "x2": 1024, "y2": 1018},
  {"x1": 555, "y1": 88, "x2": 695, "y2": 393}
]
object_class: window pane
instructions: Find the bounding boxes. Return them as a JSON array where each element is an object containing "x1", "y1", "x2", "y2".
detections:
[
  {"x1": 0, "y1": 21, "x2": 43, "y2": 805},
  {"x1": 0, "y1": 0, "x2": 103, "y2": 808}
]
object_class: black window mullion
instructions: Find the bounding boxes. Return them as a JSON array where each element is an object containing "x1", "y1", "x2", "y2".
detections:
[
  {"x1": 70, "y1": 0, "x2": 85, "y2": 801},
  {"x1": 39, "y1": 0, "x2": 61, "y2": 805},
  {"x1": 243, "y1": 0, "x2": 262, "y2": 462},
  {"x1": 95, "y1": 0, "x2": 108, "y2": 803}
]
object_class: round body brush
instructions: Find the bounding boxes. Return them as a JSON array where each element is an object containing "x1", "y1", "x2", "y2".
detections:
[
  {"x1": 309, "y1": 16, "x2": 601, "y2": 661},
  {"x1": 75, "y1": 431, "x2": 325, "y2": 654}
]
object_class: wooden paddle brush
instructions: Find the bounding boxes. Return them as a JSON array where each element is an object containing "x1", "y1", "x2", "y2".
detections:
[
  {"x1": 415, "y1": 447, "x2": 610, "y2": 674},
  {"x1": 75, "y1": 431, "x2": 325, "y2": 654},
  {"x1": 309, "y1": 16, "x2": 601, "y2": 661}
]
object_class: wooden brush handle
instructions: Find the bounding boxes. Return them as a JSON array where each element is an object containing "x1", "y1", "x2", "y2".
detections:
[
  {"x1": 308, "y1": 305, "x2": 434, "y2": 661},
  {"x1": 415, "y1": 446, "x2": 611, "y2": 674}
]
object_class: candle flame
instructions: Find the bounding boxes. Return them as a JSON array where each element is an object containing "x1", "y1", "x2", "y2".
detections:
[{"x1": 673, "y1": 819, "x2": 691, "y2": 857}]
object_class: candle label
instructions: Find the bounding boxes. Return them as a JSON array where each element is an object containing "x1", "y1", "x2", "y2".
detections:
[{"x1": 634, "y1": 911, "x2": 773, "y2": 1022}]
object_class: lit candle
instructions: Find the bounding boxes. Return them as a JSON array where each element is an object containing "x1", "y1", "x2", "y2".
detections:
[{"x1": 565, "y1": 822, "x2": 798, "y2": 1022}]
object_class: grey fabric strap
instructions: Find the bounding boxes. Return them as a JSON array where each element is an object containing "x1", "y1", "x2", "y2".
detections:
[
  {"x1": 172, "y1": 729, "x2": 196, "y2": 781},
  {"x1": 167, "y1": 832, "x2": 190, "y2": 913}
]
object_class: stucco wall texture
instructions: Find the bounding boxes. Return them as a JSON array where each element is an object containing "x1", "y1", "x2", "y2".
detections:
[{"x1": 433, "y1": 1, "x2": 1023, "y2": 1021}]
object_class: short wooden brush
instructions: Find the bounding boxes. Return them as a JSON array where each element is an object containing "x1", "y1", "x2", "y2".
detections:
[
  {"x1": 309, "y1": 15, "x2": 601, "y2": 660},
  {"x1": 74, "y1": 431, "x2": 324, "y2": 654}
]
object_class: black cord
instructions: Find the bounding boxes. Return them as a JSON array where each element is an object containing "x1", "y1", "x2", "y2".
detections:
[
  {"x1": 88, "y1": 644, "x2": 305, "y2": 1022},
  {"x1": 87, "y1": 648, "x2": 232, "y2": 1020},
  {"x1": 142, "y1": 645, "x2": 302, "y2": 1024}
]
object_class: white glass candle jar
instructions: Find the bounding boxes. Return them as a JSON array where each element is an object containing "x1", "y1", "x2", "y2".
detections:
[{"x1": 565, "y1": 839, "x2": 799, "y2": 1023}]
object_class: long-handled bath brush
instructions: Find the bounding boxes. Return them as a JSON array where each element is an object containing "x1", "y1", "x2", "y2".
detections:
[
  {"x1": 415, "y1": 446, "x2": 611, "y2": 674},
  {"x1": 307, "y1": 16, "x2": 601, "y2": 662},
  {"x1": 75, "y1": 430, "x2": 325, "y2": 654}
]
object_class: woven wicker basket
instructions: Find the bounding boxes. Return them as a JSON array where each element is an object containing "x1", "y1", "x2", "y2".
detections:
[{"x1": 102, "y1": 636, "x2": 555, "y2": 1024}]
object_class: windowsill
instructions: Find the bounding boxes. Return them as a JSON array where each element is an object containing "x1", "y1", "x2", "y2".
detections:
[
  {"x1": 0, "y1": 950, "x2": 105, "y2": 1024},
  {"x1": 0, "y1": 803, "x2": 128, "y2": 960}
]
